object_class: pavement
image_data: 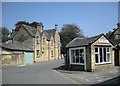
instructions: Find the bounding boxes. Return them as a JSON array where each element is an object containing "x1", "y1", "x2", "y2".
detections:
[
  {"x1": 2, "y1": 59, "x2": 120, "y2": 85},
  {"x1": 56, "y1": 65, "x2": 120, "y2": 85}
]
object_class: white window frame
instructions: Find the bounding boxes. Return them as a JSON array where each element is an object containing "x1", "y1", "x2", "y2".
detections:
[
  {"x1": 69, "y1": 47, "x2": 86, "y2": 70},
  {"x1": 95, "y1": 47, "x2": 111, "y2": 64}
]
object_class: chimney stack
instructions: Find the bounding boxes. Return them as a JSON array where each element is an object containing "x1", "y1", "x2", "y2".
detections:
[
  {"x1": 117, "y1": 23, "x2": 120, "y2": 28},
  {"x1": 37, "y1": 22, "x2": 43, "y2": 32},
  {"x1": 55, "y1": 24, "x2": 58, "y2": 30}
]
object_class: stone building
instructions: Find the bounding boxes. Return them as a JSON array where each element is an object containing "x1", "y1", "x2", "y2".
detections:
[
  {"x1": 0, "y1": 43, "x2": 34, "y2": 66},
  {"x1": 106, "y1": 23, "x2": 120, "y2": 66},
  {"x1": 8, "y1": 22, "x2": 61, "y2": 63},
  {"x1": 66, "y1": 34, "x2": 114, "y2": 72}
]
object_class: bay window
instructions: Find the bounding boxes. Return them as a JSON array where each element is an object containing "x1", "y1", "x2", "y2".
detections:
[
  {"x1": 95, "y1": 47, "x2": 111, "y2": 64},
  {"x1": 70, "y1": 47, "x2": 85, "y2": 64}
]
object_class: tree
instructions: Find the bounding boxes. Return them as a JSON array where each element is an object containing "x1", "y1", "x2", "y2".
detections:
[
  {"x1": 29, "y1": 21, "x2": 42, "y2": 28},
  {"x1": 0, "y1": 27, "x2": 10, "y2": 42},
  {"x1": 15, "y1": 21, "x2": 29, "y2": 26},
  {"x1": 60, "y1": 24, "x2": 84, "y2": 54}
]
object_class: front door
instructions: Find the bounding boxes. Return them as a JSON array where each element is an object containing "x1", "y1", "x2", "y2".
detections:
[{"x1": 114, "y1": 49, "x2": 119, "y2": 66}]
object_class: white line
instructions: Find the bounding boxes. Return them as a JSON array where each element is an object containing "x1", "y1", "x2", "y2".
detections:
[{"x1": 53, "y1": 70, "x2": 81, "y2": 85}]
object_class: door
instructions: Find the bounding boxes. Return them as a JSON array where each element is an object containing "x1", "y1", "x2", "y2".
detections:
[
  {"x1": 114, "y1": 49, "x2": 119, "y2": 66},
  {"x1": 25, "y1": 52, "x2": 33, "y2": 65}
]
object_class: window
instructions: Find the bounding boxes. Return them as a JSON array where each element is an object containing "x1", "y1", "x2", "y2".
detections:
[
  {"x1": 95, "y1": 47, "x2": 99, "y2": 63},
  {"x1": 70, "y1": 48, "x2": 85, "y2": 64},
  {"x1": 51, "y1": 50, "x2": 53, "y2": 58},
  {"x1": 43, "y1": 38, "x2": 45, "y2": 44},
  {"x1": 95, "y1": 47, "x2": 111, "y2": 64},
  {"x1": 51, "y1": 40, "x2": 53, "y2": 46},
  {"x1": 36, "y1": 36, "x2": 39, "y2": 44},
  {"x1": 36, "y1": 50, "x2": 40, "y2": 57}
]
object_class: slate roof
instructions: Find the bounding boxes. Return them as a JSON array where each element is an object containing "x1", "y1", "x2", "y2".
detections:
[
  {"x1": 0, "y1": 43, "x2": 33, "y2": 52},
  {"x1": 22, "y1": 25, "x2": 37, "y2": 37},
  {"x1": 43, "y1": 29, "x2": 56, "y2": 40},
  {"x1": 110, "y1": 39, "x2": 120, "y2": 46},
  {"x1": 9, "y1": 25, "x2": 56, "y2": 40},
  {"x1": 66, "y1": 34, "x2": 107, "y2": 48}
]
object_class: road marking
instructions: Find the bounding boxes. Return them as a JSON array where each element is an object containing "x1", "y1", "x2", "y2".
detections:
[
  {"x1": 53, "y1": 70, "x2": 81, "y2": 85},
  {"x1": 85, "y1": 79, "x2": 89, "y2": 81}
]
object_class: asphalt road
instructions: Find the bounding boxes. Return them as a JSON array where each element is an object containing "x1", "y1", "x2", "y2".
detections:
[
  {"x1": 2, "y1": 59, "x2": 79, "y2": 84},
  {"x1": 2, "y1": 59, "x2": 119, "y2": 85}
]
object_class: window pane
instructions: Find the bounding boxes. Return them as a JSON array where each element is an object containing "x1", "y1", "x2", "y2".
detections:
[
  {"x1": 80, "y1": 49, "x2": 84, "y2": 53},
  {"x1": 75, "y1": 49, "x2": 79, "y2": 63},
  {"x1": 104, "y1": 48, "x2": 106, "y2": 62},
  {"x1": 80, "y1": 54, "x2": 84, "y2": 63},
  {"x1": 107, "y1": 53, "x2": 110, "y2": 62},
  {"x1": 73, "y1": 57, "x2": 75, "y2": 63},
  {"x1": 107, "y1": 47, "x2": 110, "y2": 52},
  {"x1": 100, "y1": 47, "x2": 103, "y2": 62},
  {"x1": 95, "y1": 54, "x2": 99, "y2": 63},
  {"x1": 75, "y1": 49, "x2": 79, "y2": 56},
  {"x1": 36, "y1": 50, "x2": 40, "y2": 57},
  {"x1": 95, "y1": 47, "x2": 98, "y2": 52},
  {"x1": 76, "y1": 56, "x2": 79, "y2": 63},
  {"x1": 71, "y1": 50, "x2": 75, "y2": 63}
]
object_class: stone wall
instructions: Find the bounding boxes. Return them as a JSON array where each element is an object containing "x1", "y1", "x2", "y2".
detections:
[
  {"x1": 119, "y1": 50, "x2": 120, "y2": 65},
  {"x1": 86, "y1": 46, "x2": 92, "y2": 71},
  {"x1": 1, "y1": 50, "x2": 24, "y2": 66},
  {"x1": 91, "y1": 36, "x2": 114, "y2": 71}
]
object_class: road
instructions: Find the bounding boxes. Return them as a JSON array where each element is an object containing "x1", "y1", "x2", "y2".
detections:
[
  {"x1": 2, "y1": 59, "x2": 79, "y2": 84},
  {"x1": 2, "y1": 59, "x2": 119, "y2": 85}
]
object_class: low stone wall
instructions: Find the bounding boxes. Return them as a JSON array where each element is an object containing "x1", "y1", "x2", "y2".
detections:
[
  {"x1": 92, "y1": 63, "x2": 113, "y2": 71},
  {"x1": 69, "y1": 65, "x2": 84, "y2": 71},
  {"x1": 2, "y1": 53, "x2": 24, "y2": 66}
]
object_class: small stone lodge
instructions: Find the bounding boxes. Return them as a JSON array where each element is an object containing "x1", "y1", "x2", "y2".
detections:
[{"x1": 66, "y1": 34, "x2": 114, "y2": 72}]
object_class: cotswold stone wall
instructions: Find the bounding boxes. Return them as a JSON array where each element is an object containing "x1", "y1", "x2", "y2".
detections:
[
  {"x1": 119, "y1": 50, "x2": 120, "y2": 65},
  {"x1": 91, "y1": 36, "x2": 114, "y2": 71},
  {"x1": 2, "y1": 50, "x2": 24, "y2": 66}
]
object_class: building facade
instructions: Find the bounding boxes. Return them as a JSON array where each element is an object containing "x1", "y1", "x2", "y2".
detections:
[
  {"x1": 66, "y1": 34, "x2": 114, "y2": 72},
  {"x1": 0, "y1": 43, "x2": 34, "y2": 66},
  {"x1": 8, "y1": 22, "x2": 61, "y2": 63},
  {"x1": 106, "y1": 23, "x2": 120, "y2": 66}
]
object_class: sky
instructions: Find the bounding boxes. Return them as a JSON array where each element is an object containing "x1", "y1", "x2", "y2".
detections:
[{"x1": 2, "y1": 2, "x2": 118, "y2": 37}]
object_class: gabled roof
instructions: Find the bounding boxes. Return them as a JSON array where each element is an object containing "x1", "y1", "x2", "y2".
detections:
[
  {"x1": 0, "y1": 43, "x2": 33, "y2": 52},
  {"x1": 110, "y1": 39, "x2": 120, "y2": 46},
  {"x1": 43, "y1": 29, "x2": 56, "y2": 40},
  {"x1": 22, "y1": 25, "x2": 37, "y2": 37},
  {"x1": 9, "y1": 25, "x2": 39, "y2": 39},
  {"x1": 107, "y1": 27, "x2": 120, "y2": 39},
  {"x1": 66, "y1": 34, "x2": 111, "y2": 48}
]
